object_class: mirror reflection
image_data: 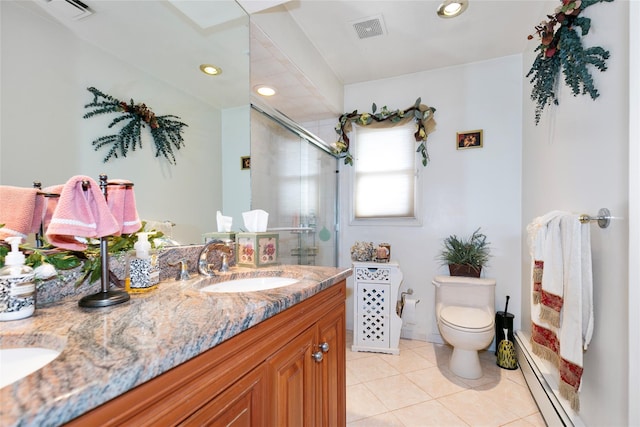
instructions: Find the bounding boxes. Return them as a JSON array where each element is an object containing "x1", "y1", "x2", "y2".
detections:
[{"x1": 1, "y1": 0, "x2": 250, "y2": 245}]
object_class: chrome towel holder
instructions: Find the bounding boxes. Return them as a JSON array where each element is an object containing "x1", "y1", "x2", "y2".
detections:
[{"x1": 579, "y1": 208, "x2": 612, "y2": 229}]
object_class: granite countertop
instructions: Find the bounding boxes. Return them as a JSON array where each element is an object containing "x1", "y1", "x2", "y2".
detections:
[{"x1": 0, "y1": 265, "x2": 352, "y2": 427}]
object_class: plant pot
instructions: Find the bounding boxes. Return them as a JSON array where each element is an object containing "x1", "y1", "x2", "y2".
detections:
[{"x1": 448, "y1": 264, "x2": 481, "y2": 278}]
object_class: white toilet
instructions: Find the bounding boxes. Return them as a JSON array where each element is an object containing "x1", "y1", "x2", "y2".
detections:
[{"x1": 432, "y1": 275, "x2": 496, "y2": 379}]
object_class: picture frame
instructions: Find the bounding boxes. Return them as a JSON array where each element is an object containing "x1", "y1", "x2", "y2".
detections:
[
  {"x1": 241, "y1": 156, "x2": 251, "y2": 170},
  {"x1": 456, "y1": 129, "x2": 483, "y2": 150}
]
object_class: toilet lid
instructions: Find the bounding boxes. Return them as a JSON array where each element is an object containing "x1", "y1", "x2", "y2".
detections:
[{"x1": 440, "y1": 306, "x2": 493, "y2": 330}]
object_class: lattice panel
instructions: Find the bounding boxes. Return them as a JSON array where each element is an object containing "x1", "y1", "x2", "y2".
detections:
[
  {"x1": 355, "y1": 267, "x2": 391, "y2": 282},
  {"x1": 356, "y1": 284, "x2": 389, "y2": 346}
]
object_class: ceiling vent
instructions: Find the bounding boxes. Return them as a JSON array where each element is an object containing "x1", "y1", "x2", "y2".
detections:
[
  {"x1": 45, "y1": 0, "x2": 93, "y2": 20},
  {"x1": 351, "y1": 15, "x2": 386, "y2": 40}
]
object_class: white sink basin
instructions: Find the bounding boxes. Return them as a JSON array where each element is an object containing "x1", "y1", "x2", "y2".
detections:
[
  {"x1": 200, "y1": 277, "x2": 299, "y2": 293},
  {"x1": 0, "y1": 347, "x2": 61, "y2": 388}
]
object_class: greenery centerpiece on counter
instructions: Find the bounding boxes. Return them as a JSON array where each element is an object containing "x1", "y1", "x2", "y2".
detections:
[
  {"x1": 438, "y1": 228, "x2": 491, "y2": 278},
  {"x1": 0, "y1": 223, "x2": 163, "y2": 286},
  {"x1": 83, "y1": 87, "x2": 188, "y2": 165},
  {"x1": 335, "y1": 98, "x2": 436, "y2": 166},
  {"x1": 526, "y1": 0, "x2": 613, "y2": 124}
]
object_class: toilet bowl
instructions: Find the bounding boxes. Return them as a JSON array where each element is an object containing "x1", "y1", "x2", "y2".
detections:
[{"x1": 433, "y1": 275, "x2": 496, "y2": 379}]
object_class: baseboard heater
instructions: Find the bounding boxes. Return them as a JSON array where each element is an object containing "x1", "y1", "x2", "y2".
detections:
[{"x1": 514, "y1": 331, "x2": 585, "y2": 427}]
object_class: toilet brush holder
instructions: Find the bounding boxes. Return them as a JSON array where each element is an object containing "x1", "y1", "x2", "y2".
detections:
[{"x1": 496, "y1": 328, "x2": 518, "y2": 370}]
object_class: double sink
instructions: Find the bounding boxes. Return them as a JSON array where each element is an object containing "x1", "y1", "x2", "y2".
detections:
[{"x1": 1, "y1": 274, "x2": 299, "y2": 389}]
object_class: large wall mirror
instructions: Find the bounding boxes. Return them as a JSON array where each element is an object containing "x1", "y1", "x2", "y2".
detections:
[{"x1": 0, "y1": 0, "x2": 250, "y2": 244}]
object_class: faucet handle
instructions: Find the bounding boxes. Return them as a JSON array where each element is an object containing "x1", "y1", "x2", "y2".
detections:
[
  {"x1": 169, "y1": 259, "x2": 191, "y2": 281},
  {"x1": 220, "y1": 254, "x2": 229, "y2": 272}
]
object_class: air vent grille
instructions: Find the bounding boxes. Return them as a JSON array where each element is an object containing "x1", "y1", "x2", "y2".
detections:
[
  {"x1": 45, "y1": 0, "x2": 93, "y2": 20},
  {"x1": 352, "y1": 16, "x2": 386, "y2": 39}
]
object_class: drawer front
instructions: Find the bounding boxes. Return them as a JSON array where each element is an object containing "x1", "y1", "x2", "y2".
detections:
[{"x1": 354, "y1": 267, "x2": 392, "y2": 283}]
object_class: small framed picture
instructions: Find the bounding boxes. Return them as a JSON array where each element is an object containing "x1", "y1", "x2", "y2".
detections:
[
  {"x1": 241, "y1": 156, "x2": 251, "y2": 170},
  {"x1": 456, "y1": 130, "x2": 483, "y2": 150}
]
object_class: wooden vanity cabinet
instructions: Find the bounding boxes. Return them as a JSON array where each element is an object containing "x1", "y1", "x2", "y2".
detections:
[{"x1": 65, "y1": 280, "x2": 346, "y2": 427}]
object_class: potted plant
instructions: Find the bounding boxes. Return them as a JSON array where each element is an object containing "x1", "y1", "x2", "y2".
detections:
[{"x1": 438, "y1": 228, "x2": 491, "y2": 278}]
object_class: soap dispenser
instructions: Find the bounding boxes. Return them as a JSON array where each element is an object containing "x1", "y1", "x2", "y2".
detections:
[
  {"x1": 0, "y1": 237, "x2": 36, "y2": 321},
  {"x1": 129, "y1": 232, "x2": 160, "y2": 293}
]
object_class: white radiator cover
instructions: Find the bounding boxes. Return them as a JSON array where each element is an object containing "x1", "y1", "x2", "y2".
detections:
[{"x1": 514, "y1": 331, "x2": 585, "y2": 427}]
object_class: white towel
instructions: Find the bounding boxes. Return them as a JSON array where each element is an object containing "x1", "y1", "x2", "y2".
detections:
[{"x1": 527, "y1": 211, "x2": 594, "y2": 411}]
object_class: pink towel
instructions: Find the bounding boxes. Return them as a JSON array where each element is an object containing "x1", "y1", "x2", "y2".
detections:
[
  {"x1": 0, "y1": 186, "x2": 41, "y2": 240},
  {"x1": 107, "y1": 179, "x2": 141, "y2": 234},
  {"x1": 46, "y1": 176, "x2": 120, "y2": 251},
  {"x1": 42, "y1": 184, "x2": 64, "y2": 232}
]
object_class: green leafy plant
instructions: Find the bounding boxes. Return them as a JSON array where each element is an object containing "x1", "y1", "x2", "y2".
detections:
[
  {"x1": 335, "y1": 97, "x2": 436, "y2": 166},
  {"x1": 0, "y1": 223, "x2": 163, "y2": 286},
  {"x1": 438, "y1": 228, "x2": 491, "y2": 275},
  {"x1": 83, "y1": 87, "x2": 188, "y2": 164},
  {"x1": 526, "y1": 0, "x2": 612, "y2": 124}
]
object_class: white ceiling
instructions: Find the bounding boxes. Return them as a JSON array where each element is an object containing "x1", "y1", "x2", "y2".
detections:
[
  {"x1": 279, "y1": 0, "x2": 548, "y2": 85},
  {"x1": 22, "y1": 0, "x2": 550, "y2": 123},
  {"x1": 248, "y1": 0, "x2": 549, "y2": 122}
]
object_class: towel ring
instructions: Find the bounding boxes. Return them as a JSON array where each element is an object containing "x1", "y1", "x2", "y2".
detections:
[{"x1": 579, "y1": 208, "x2": 611, "y2": 229}]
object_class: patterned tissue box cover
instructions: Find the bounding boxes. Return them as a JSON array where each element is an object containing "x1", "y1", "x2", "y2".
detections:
[{"x1": 236, "y1": 232, "x2": 278, "y2": 268}]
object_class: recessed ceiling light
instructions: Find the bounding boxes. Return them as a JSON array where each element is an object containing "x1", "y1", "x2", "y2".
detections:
[
  {"x1": 255, "y1": 85, "x2": 276, "y2": 97},
  {"x1": 437, "y1": 0, "x2": 468, "y2": 18},
  {"x1": 199, "y1": 64, "x2": 222, "y2": 76}
]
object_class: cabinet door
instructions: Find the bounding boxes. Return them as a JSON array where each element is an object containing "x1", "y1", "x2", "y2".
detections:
[
  {"x1": 181, "y1": 365, "x2": 266, "y2": 427},
  {"x1": 316, "y1": 302, "x2": 346, "y2": 427},
  {"x1": 267, "y1": 326, "x2": 316, "y2": 427}
]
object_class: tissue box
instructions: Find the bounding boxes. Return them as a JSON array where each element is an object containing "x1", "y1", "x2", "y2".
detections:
[
  {"x1": 236, "y1": 232, "x2": 278, "y2": 268},
  {"x1": 203, "y1": 232, "x2": 236, "y2": 243}
]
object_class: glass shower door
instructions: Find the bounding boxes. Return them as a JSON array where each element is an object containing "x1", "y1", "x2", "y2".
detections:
[{"x1": 250, "y1": 108, "x2": 338, "y2": 266}]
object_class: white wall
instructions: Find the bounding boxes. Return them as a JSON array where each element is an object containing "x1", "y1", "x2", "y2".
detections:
[
  {"x1": 222, "y1": 105, "x2": 251, "y2": 228},
  {"x1": 340, "y1": 55, "x2": 523, "y2": 343},
  {"x1": 521, "y1": 1, "x2": 630, "y2": 425},
  {"x1": 628, "y1": 2, "x2": 640, "y2": 424},
  {"x1": 0, "y1": 2, "x2": 223, "y2": 244}
]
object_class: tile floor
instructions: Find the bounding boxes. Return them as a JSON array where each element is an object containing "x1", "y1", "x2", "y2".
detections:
[{"x1": 346, "y1": 332, "x2": 546, "y2": 427}]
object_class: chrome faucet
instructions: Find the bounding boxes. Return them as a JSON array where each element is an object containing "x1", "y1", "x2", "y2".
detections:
[{"x1": 198, "y1": 240, "x2": 233, "y2": 276}]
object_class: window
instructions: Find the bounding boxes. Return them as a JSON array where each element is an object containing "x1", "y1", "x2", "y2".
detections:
[{"x1": 352, "y1": 122, "x2": 420, "y2": 222}]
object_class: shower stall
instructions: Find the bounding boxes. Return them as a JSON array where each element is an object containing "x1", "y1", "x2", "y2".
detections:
[{"x1": 250, "y1": 104, "x2": 339, "y2": 267}]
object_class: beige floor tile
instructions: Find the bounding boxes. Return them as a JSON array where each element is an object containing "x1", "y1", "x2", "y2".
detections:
[
  {"x1": 346, "y1": 364, "x2": 360, "y2": 386},
  {"x1": 347, "y1": 347, "x2": 380, "y2": 361},
  {"x1": 502, "y1": 367, "x2": 528, "y2": 387},
  {"x1": 521, "y1": 412, "x2": 547, "y2": 427},
  {"x1": 438, "y1": 389, "x2": 521, "y2": 426},
  {"x1": 502, "y1": 419, "x2": 540, "y2": 427},
  {"x1": 345, "y1": 336, "x2": 544, "y2": 426},
  {"x1": 392, "y1": 400, "x2": 468, "y2": 427},
  {"x1": 346, "y1": 383, "x2": 389, "y2": 423},
  {"x1": 399, "y1": 337, "x2": 429, "y2": 350},
  {"x1": 347, "y1": 412, "x2": 405, "y2": 427},
  {"x1": 410, "y1": 342, "x2": 453, "y2": 366},
  {"x1": 363, "y1": 373, "x2": 433, "y2": 411},
  {"x1": 406, "y1": 365, "x2": 471, "y2": 398},
  {"x1": 378, "y1": 348, "x2": 436, "y2": 373},
  {"x1": 348, "y1": 354, "x2": 401, "y2": 383},
  {"x1": 473, "y1": 378, "x2": 540, "y2": 419}
]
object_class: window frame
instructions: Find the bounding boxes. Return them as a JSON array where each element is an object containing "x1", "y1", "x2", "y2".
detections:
[{"x1": 347, "y1": 122, "x2": 423, "y2": 227}]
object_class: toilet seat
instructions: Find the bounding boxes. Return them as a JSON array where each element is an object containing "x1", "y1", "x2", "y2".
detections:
[{"x1": 440, "y1": 306, "x2": 493, "y2": 331}]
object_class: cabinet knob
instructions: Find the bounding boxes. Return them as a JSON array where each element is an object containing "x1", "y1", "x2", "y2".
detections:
[
  {"x1": 312, "y1": 351, "x2": 324, "y2": 362},
  {"x1": 319, "y1": 342, "x2": 330, "y2": 353}
]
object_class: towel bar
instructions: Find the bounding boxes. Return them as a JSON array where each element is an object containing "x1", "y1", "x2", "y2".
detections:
[{"x1": 579, "y1": 208, "x2": 611, "y2": 229}]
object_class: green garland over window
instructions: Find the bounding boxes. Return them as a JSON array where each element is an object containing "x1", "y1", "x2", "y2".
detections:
[
  {"x1": 526, "y1": 0, "x2": 612, "y2": 125},
  {"x1": 83, "y1": 87, "x2": 188, "y2": 165},
  {"x1": 335, "y1": 98, "x2": 437, "y2": 166}
]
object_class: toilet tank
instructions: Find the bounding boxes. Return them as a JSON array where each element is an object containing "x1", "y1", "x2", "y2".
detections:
[{"x1": 432, "y1": 275, "x2": 496, "y2": 309}]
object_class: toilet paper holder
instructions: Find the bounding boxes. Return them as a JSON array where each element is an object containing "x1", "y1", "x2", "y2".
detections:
[{"x1": 397, "y1": 288, "x2": 420, "y2": 316}]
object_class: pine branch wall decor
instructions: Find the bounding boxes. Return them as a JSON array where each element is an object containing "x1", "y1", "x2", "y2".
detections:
[
  {"x1": 83, "y1": 87, "x2": 188, "y2": 164},
  {"x1": 526, "y1": 0, "x2": 612, "y2": 124}
]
